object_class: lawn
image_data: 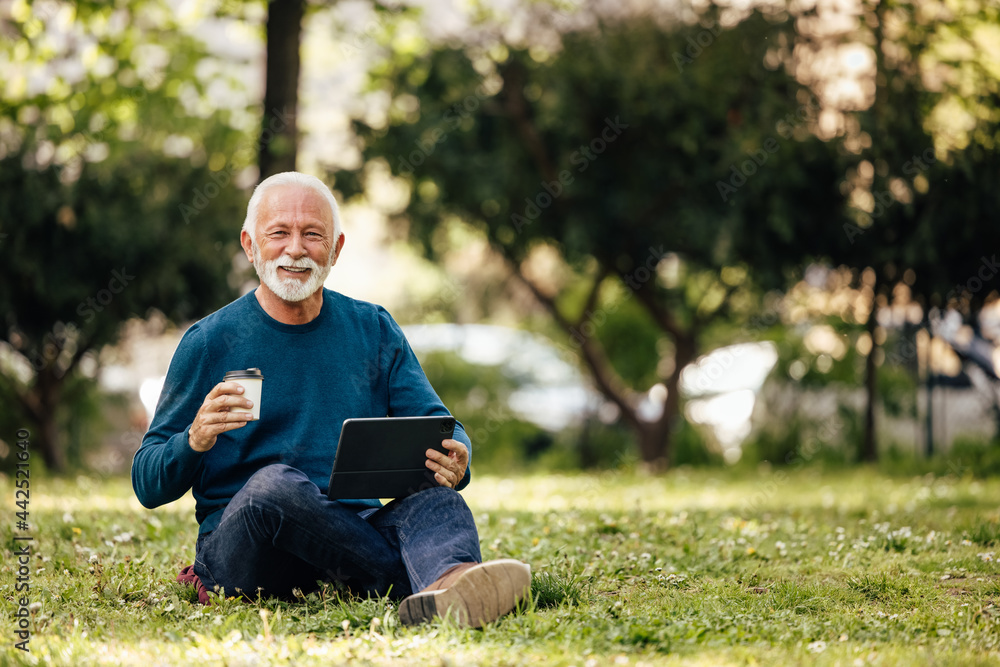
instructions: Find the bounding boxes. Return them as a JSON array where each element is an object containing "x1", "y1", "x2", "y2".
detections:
[{"x1": 2, "y1": 465, "x2": 999, "y2": 665}]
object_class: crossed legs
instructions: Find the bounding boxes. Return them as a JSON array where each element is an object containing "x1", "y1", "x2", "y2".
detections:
[{"x1": 192, "y1": 464, "x2": 482, "y2": 600}]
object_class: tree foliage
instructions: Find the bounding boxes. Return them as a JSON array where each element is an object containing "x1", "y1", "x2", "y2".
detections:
[
  {"x1": 343, "y1": 6, "x2": 845, "y2": 466},
  {"x1": 342, "y1": 0, "x2": 1000, "y2": 465},
  {"x1": 795, "y1": 0, "x2": 1000, "y2": 460},
  {"x1": 0, "y1": 0, "x2": 253, "y2": 470}
]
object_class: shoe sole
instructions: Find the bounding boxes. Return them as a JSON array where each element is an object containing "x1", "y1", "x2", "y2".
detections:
[{"x1": 399, "y1": 559, "x2": 531, "y2": 628}]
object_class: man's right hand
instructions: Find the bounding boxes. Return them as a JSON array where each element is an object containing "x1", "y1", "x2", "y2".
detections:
[{"x1": 188, "y1": 382, "x2": 255, "y2": 452}]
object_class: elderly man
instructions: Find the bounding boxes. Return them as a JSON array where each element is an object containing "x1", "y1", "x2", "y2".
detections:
[{"x1": 132, "y1": 171, "x2": 530, "y2": 627}]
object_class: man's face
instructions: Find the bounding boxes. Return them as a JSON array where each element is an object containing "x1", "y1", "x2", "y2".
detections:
[{"x1": 247, "y1": 184, "x2": 342, "y2": 303}]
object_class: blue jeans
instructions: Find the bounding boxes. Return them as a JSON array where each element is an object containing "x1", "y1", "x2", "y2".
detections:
[{"x1": 193, "y1": 464, "x2": 482, "y2": 600}]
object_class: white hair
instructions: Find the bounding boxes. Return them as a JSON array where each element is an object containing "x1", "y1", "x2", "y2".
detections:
[{"x1": 243, "y1": 171, "x2": 343, "y2": 246}]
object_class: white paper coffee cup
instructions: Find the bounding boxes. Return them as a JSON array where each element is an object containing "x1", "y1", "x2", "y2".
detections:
[{"x1": 224, "y1": 368, "x2": 263, "y2": 420}]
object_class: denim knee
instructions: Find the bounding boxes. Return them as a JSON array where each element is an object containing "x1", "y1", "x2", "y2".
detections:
[
  {"x1": 417, "y1": 485, "x2": 468, "y2": 509},
  {"x1": 394, "y1": 486, "x2": 474, "y2": 521},
  {"x1": 241, "y1": 464, "x2": 315, "y2": 506}
]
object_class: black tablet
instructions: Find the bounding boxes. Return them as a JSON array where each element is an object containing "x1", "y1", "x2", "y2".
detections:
[{"x1": 326, "y1": 416, "x2": 457, "y2": 500}]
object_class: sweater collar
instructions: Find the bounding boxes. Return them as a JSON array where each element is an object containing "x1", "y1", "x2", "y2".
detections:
[{"x1": 245, "y1": 288, "x2": 330, "y2": 334}]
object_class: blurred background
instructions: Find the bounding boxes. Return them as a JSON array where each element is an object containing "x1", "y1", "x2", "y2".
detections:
[{"x1": 1, "y1": 0, "x2": 999, "y2": 478}]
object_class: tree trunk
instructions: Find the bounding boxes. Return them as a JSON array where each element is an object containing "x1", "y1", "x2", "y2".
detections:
[
  {"x1": 637, "y1": 421, "x2": 670, "y2": 471},
  {"x1": 33, "y1": 369, "x2": 66, "y2": 472},
  {"x1": 635, "y1": 332, "x2": 697, "y2": 469},
  {"x1": 507, "y1": 261, "x2": 707, "y2": 471},
  {"x1": 259, "y1": 0, "x2": 305, "y2": 180},
  {"x1": 924, "y1": 325, "x2": 935, "y2": 457},
  {"x1": 862, "y1": 298, "x2": 879, "y2": 462}
]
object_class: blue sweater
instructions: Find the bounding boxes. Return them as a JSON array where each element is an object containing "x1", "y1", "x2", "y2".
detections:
[{"x1": 131, "y1": 289, "x2": 471, "y2": 535}]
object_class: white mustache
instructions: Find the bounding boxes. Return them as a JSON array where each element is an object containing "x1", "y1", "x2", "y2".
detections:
[
  {"x1": 252, "y1": 243, "x2": 333, "y2": 303},
  {"x1": 276, "y1": 256, "x2": 320, "y2": 271}
]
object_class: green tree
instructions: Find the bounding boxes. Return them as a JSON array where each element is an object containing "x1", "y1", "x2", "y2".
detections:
[
  {"x1": 342, "y1": 6, "x2": 845, "y2": 467},
  {"x1": 793, "y1": 0, "x2": 1000, "y2": 461},
  {"x1": 0, "y1": 0, "x2": 252, "y2": 470}
]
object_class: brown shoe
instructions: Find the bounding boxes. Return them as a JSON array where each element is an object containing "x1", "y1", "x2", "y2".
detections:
[{"x1": 398, "y1": 559, "x2": 531, "y2": 628}]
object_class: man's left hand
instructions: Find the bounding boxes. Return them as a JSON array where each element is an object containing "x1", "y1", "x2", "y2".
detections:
[{"x1": 425, "y1": 439, "x2": 468, "y2": 489}]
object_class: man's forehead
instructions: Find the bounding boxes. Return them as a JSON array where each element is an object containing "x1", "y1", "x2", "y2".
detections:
[{"x1": 259, "y1": 184, "x2": 334, "y2": 224}]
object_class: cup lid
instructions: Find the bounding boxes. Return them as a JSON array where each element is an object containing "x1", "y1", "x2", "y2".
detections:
[{"x1": 224, "y1": 368, "x2": 263, "y2": 381}]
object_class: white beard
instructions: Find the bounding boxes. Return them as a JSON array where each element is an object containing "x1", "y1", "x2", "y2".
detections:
[{"x1": 252, "y1": 244, "x2": 333, "y2": 303}]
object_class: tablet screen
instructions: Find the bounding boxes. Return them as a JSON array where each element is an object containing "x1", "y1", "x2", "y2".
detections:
[{"x1": 327, "y1": 416, "x2": 456, "y2": 499}]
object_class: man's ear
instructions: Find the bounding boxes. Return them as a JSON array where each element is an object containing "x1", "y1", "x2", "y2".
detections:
[
  {"x1": 241, "y1": 230, "x2": 255, "y2": 263},
  {"x1": 332, "y1": 233, "x2": 346, "y2": 265}
]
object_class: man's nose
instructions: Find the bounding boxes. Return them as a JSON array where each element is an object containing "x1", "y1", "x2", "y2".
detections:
[{"x1": 286, "y1": 232, "x2": 306, "y2": 258}]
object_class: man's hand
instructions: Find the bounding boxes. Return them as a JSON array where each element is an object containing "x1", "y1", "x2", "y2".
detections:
[
  {"x1": 188, "y1": 382, "x2": 255, "y2": 452},
  {"x1": 425, "y1": 439, "x2": 468, "y2": 489}
]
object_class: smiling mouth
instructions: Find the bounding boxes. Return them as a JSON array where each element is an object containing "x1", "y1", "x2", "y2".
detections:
[{"x1": 280, "y1": 267, "x2": 310, "y2": 275}]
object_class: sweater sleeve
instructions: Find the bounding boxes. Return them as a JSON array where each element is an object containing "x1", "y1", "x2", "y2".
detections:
[
  {"x1": 379, "y1": 308, "x2": 473, "y2": 491},
  {"x1": 131, "y1": 324, "x2": 211, "y2": 508}
]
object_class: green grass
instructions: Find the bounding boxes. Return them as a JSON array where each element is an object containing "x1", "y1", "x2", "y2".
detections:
[{"x1": 2, "y1": 466, "x2": 1000, "y2": 665}]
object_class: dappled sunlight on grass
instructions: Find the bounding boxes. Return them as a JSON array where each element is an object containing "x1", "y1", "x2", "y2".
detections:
[
  {"x1": 2, "y1": 467, "x2": 999, "y2": 665},
  {"x1": 26, "y1": 475, "x2": 195, "y2": 515},
  {"x1": 465, "y1": 467, "x2": 997, "y2": 516},
  {"x1": 13, "y1": 466, "x2": 993, "y2": 518}
]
